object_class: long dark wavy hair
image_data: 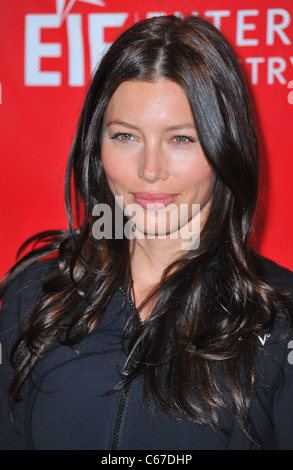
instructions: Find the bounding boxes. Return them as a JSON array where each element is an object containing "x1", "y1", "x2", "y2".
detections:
[{"x1": 1, "y1": 15, "x2": 293, "y2": 440}]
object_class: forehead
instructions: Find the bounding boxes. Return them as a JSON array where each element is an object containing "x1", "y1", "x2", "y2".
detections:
[{"x1": 103, "y1": 80, "x2": 195, "y2": 125}]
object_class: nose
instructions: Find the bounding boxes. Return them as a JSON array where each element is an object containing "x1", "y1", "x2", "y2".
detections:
[{"x1": 137, "y1": 143, "x2": 169, "y2": 183}]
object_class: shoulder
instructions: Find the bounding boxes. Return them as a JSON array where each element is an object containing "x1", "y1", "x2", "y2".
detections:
[
  {"x1": 1, "y1": 257, "x2": 59, "y2": 311},
  {"x1": 254, "y1": 255, "x2": 293, "y2": 300},
  {"x1": 253, "y1": 255, "x2": 293, "y2": 373},
  {"x1": 0, "y1": 258, "x2": 60, "y2": 353}
]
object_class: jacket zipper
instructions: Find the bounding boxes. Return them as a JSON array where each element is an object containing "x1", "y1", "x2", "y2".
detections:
[
  {"x1": 111, "y1": 285, "x2": 138, "y2": 450},
  {"x1": 111, "y1": 381, "x2": 132, "y2": 450}
]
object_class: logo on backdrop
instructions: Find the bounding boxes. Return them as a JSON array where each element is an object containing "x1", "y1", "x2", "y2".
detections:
[
  {"x1": 288, "y1": 80, "x2": 293, "y2": 104},
  {"x1": 25, "y1": 0, "x2": 128, "y2": 87},
  {"x1": 24, "y1": 2, "x2": 293, "y2": 88},
  {"x1": 57, "y1": 1, "x2": 105, "y2": 24}
]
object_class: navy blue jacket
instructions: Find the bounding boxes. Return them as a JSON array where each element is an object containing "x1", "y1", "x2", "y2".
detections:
[{"x1": 1, "y1": 257, "x2": 293, "y2": 450}]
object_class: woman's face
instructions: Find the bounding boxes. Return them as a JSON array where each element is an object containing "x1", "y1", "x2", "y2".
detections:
[{"x1": 101, "y1": 79, "x2": 215, "y2": 241}]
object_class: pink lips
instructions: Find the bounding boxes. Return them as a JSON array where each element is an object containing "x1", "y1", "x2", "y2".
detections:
[{"x1": 132, "y1": 192, "x2": 179, "y2": 209}]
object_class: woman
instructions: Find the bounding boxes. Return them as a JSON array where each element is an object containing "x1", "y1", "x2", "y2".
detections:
[{"x1": 1, "y1": 15, "x2": 293, "y2": 450}]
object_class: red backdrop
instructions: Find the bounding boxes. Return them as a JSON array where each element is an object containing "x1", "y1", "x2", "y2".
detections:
[{"x1": 0, "y1": 0, "x2": 293, "y2": 278}]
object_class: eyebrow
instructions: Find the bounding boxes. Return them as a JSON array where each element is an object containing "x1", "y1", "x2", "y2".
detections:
[{"x1": 105, "y1": 120, "x2": 197, "y2": 132}]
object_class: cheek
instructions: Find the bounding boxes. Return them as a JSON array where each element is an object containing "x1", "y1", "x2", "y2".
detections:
[
  {"x1": 101, "y1": 147, "x2": 130, "y2": 192},
  {"x1": 178, "y1": 158, "x2": 215, "y2": 194},
  {"x1": 101, "y1": 146, "x2": 117, "y2": 178},
  {"x1": 102, "y1": 145, "x2": 121, "y2": 182},
  {"x1": 199, "y1": 168, "x2": 216, "y2": 192}
]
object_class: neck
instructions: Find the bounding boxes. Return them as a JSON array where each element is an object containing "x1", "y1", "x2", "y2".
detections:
[
  {"x1": 131, "y1": 237, "x2": 180, "y2": 281},
  {"x1": 129, "y1": 224, "x2": 199, "y2": 316},
  {"x1": 129, "y1": 237, "x2": 180, "y2": 320},
  {"x1": 130, "y1": 205, "x2": 206, "y2": 281},
  {"x1": 128, "y1": 203, "x2": 211, "y2": 318}
]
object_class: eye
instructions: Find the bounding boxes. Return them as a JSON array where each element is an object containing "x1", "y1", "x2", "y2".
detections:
[
  {"x1": 172, "y1": 135, "x2": 196, "y2": 145},
  {"x1": 119, "y1": 133, "x2": 133, "y2": 141},
  {"x1": 111, "y1": 132, "x2": 134, "y2": 142}
]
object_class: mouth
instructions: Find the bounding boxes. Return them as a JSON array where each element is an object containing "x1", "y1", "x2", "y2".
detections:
[{"x1": 131, "y1": 192, "x2": 179, "y2": 210}]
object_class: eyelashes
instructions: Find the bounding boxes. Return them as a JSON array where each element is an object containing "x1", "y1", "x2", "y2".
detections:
[
  {"x1": 172, "y1": 135, "x2": 197, "y2": 145},
  {"x1": 110, "y1": 132, "x2": 197, "y2": 145},
  {"x1": 110, "y1": 132, "x2": 133, "y2": 142}
]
